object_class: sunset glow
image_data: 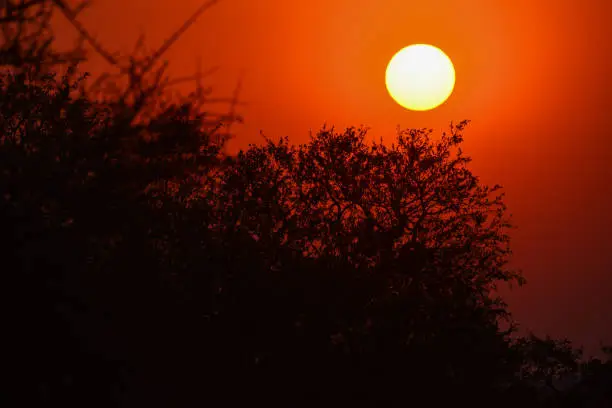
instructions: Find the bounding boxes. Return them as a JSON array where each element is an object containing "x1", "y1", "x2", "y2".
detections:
[
  {"x1": 24, "y1": 0, "x2": 612, "y2": 383},
  {"x1": 51, "y1": 0, "x2": 612, "y2": 355}
]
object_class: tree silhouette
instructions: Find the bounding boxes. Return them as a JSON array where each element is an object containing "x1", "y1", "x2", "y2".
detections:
[
  {"x1": 152, "y1": 123, "x2": 527, "y2": 406},
  {"x1": 1, "y1": 1, "x2": 236, "y2": 406}
]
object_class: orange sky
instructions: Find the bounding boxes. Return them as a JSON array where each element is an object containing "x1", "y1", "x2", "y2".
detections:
[{"x1": 58, "y1": 0, "x2": 612, "y2": 354}]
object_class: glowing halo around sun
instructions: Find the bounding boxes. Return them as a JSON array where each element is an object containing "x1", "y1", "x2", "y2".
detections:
[{"x1": 385, "y1": 44, "x2": 456, "y2": 111}]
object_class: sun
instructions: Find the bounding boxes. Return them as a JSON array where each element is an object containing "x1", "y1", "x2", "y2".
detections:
[{"x1": 385, "y1": 44, "x2": 456, "y2": 111}]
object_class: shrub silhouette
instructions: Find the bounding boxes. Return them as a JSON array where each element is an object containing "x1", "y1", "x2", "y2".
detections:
[
  {"x1": 2, "y1": 1, "x2": 233, "y2": 406},
  {"x1": 171, "y1": 123, "x2": 525, "y2": 405}
]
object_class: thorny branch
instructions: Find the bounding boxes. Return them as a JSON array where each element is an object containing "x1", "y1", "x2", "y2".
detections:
[{"x1": 1, "y1": 0, "x2": 245, "y2": 145}]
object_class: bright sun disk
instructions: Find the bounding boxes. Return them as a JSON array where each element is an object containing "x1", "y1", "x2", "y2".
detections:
[{"x1": 385, "y1": 44, "x2": 456, "y2": 111}]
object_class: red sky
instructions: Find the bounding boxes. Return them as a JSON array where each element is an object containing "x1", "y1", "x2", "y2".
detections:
[{"x1": 58, "y1": 0, "x2": 612, "y2": 354}]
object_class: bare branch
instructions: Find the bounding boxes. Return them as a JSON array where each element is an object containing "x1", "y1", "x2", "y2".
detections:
[
  {"x1": 223, "y1": 72, "x2": 243, "y2": 142},
  {"x1": 143, "y1": 0, "x2": 221, "y2": 74},
  {"x1": 53, "y1": 0, "x2": 119, "y2": 66}
]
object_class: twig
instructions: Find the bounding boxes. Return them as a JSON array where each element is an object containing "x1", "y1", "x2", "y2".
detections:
[
  {"x1": 53, "y1": 0, "x2": 119, "y2": 66},
  {"x1": 142, "y1": 0, "x2": 221, "y2": 74},
  {"x1": 223, "y1": 71, "x2": 243, "y2": 141}
]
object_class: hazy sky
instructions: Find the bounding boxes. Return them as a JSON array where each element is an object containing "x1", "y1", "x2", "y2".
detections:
[{"x1": 58, "y1": 0, "x2": 612, "y2": 354}]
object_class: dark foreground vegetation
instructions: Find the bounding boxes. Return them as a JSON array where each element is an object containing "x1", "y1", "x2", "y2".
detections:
[{"x1": 2, "y1": 1, "x2": 611, "y2": 407}]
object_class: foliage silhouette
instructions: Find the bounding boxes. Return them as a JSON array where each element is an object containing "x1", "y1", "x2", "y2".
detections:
[{"x1": 2, "y1": 1, "x2": 233, "y2": 406}]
